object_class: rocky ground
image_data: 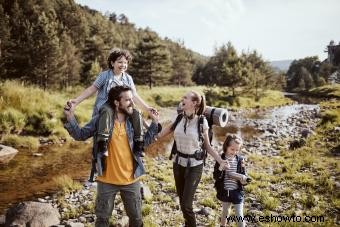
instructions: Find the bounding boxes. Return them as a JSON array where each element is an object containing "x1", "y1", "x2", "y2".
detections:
[{"x1": 1, "y1": 104, "x2": 324, "y2": 226}]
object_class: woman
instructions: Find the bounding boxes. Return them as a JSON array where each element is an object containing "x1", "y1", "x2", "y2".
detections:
[{"x1": 157, "y1": 91, "x2": 228, "y2": 227}]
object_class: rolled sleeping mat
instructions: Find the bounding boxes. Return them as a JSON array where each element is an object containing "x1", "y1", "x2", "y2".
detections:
[
  {"x1": 204, "y1": 106, "x2": 228, "y2": 127},
  {"x1": 176, "y1": 104, "x2": 228, "y2": 127}
]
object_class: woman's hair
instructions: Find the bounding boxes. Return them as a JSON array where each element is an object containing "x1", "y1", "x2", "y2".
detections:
[
  {"x1": 107, "y1": 48, "x2": 132, "y2": 69},
  {"x1": 222, "y1": 134, "x2": 243, "y2": 152},
  {"x1": 190, "y1": 91, "x2": 206, "y2": 115}
]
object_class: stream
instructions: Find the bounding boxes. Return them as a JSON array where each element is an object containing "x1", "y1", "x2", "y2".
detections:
[{"x1": 0, "y1": 142, "x2": 92, "y2": 215}]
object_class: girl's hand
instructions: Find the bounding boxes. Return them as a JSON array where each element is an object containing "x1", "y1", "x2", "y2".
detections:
[{"x1": 218, "y1": 160, "x2": 230, "y2": 171}]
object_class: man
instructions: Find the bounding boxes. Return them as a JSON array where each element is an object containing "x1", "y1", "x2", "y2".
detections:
[{"x1": 64, "y1": 85, "x2": 159, "y2": 227}]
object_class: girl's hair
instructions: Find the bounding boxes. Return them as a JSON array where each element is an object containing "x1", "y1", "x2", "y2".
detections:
[
  {"x1": 107, "y1": 48, "x2": 132, "y2": 69},
  {"x1": 190, "y1": 91, "x2": 206, "y2": 115},
  {"x1": 222, "y1": 134, "x2": 243, "y2": 152}
]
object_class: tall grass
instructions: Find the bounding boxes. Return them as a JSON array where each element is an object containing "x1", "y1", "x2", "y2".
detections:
[
  {"x1": 53, "y1": 174, "x2": 82, "y2": 194},
  {"x1": 137, "y1": 85, "x2": 206, "y2": 108},
  {"x1": 0, "y1": 80, "x2": 93, "y2": 147}
]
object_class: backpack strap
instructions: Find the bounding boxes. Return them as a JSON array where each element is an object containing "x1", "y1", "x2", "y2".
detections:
[
  {"x1": 169, "y1": 113, "x2": 184, "y2": 160},
  {"x1": 236, "y1": 155, "x2": 245, "y2": 190},
  {"x1": 197, "y1": 115, "x2": 208, "y2": 165},
  {"x1": 171, "y1": 113, "x2": 184, "y2": 131}
]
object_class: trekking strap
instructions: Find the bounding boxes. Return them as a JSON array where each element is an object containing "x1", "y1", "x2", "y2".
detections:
[
  {"x1": 197, "y1": 115, "x2": 208, "y2": 165},
  {"x1": 169, "y1": 113, "x2": 184, "y2": 160}
]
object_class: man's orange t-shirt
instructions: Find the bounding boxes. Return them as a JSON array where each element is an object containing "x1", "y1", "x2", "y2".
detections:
[{"x1": 96, "y1": 120, "x2": 137, "y2": 185}]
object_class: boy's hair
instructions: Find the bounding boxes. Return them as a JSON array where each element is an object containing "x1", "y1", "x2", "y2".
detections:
[
  {"x1": 108, "y1": 85, "x2": 132, "y2": 108},
  {"x1": 107, "y1": 48, "x2": 132, "y2": 69},
  {"x1": 222, "y1": 134, "x2": 243, "y2": 152}
]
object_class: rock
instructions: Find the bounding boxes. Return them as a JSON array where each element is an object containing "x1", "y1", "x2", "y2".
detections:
[
  {"x1": 335, "y1": 181, "x2": 340, "y2": 188},
  {"x1": 66, "y1": 222, "x2": 84, "y2": 227},
  {"x1": 330, "y1": 145, "x2": 340, "y2": 156},
  {"x1": 5, "y1": 201, "x2": 60, "y2": 227},
  {"x1": 0, "y1": 144, "x2": 18, "y2": 164},
  {"x1": 78, "y1": 216, "x2": 86, "y2": 223},
  {"x1": 33, "y1": 153, "x2": 43, "y2": 157},
  {"x1": 116, "y1": 215, "x2": 129, "y2": 226},
  {"x1": 196, "y1": 207, "x2": 212, "y2": 216},
  {"x1": 37, "y1": 198, "x2": 47, "y2": 203},
  {"x1": 141, "y1": 183, "x2": 153, "y2": 201},
  {"x1": 301, "y1": 128, "x2": 312, "y2": 138},
  {"x1": 0, "y1": 214, "x2": 5, "y2": 225},
  {"x1": 289, "y1": 139, "x2": 306, "y2": 150}
]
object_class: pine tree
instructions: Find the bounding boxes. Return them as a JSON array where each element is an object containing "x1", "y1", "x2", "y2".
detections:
[
  {"x1": 169, "y1": 42, "x2": 193, "y2": 86},
  {"x1": 30, "y1": 11, "x2": 63, "y2": 89},
  {"x1": 59, "y1": 31, "x2": 81, "y2": 89},
  {"x1": 130, "y1": 30, "x2": 172, "y2": 89},
  {"x1": 0, "y1": 4, "x2": 10, "y2": 77},
  {"x1": 219, "y1": 42, "x2": 244, "y2": 96}
]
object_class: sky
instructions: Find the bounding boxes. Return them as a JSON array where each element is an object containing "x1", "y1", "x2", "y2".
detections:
[{"x1": 74, "y1": 0, "x2": 340, "y2": 61}]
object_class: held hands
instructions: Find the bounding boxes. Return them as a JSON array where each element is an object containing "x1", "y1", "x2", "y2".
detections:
[
  {"x1": 66, "y1": 99, "x2": 78, "y2": 108},
  {"x1": 149, "y1": 107, "x2": 160, "y2": 123},
  {"x1": 147, "y1": 107, "x2": 159, "y2": 117},
  {"x1": 63, "y1": 101, "x2": 75, "y2": 121}
]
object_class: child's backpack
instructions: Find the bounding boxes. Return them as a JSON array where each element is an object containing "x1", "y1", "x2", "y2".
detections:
[{"x1": 168, "y1": 113, "x2": 213, "y2": 165}]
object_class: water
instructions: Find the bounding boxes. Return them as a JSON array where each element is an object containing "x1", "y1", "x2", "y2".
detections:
[
  {"x1": 212, "y1": 104, "x2": 319, "y2": 142},
  {"x1": 0, "y1": 142, "x2": 92, "y2": 215}
]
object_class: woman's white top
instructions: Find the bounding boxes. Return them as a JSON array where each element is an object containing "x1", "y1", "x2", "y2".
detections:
[{"x1": 173, "y1": 115, "x2": 209, "y2": 167}]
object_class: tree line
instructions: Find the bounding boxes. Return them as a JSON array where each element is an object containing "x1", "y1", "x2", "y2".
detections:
[
  {"x1": 286, "y1": 56, "x2": 338, "y2": 91},
  {"x1": 0, "y1": 0, "x2": 285, "y2": 92}
]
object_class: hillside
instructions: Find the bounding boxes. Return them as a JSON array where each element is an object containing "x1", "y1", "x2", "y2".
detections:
[{"x1": 270, "y1": 59, "x2": 293, "y2": 72}]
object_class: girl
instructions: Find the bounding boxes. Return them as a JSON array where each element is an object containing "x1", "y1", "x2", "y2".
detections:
[
  {"x1": 213, "y1": 134, "x2": 248, "y2": 227},
  {"x1": 157, "y1": 91, "x2": 228, "y2": 227}
]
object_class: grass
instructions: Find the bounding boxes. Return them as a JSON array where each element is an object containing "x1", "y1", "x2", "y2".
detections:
[
  {"x1": 52, "y1": 174, "x2": 83, "y2": 194},
  {"x1": 0, "y1": 80, "x2": 93, "y2": 148},
  {"x1": 137, "y1": 85, "x2": 206, "y2": 108},
  {"x1": 1, "y1": 134, "x2": 39, "y2": 151},
  {"x1": 0, "y1": 80, "x2": 293, "y2": 149},
  {"x1": 244, "y1": 99, "x2": 339, "y2": 226},
  {"x1": 308, "y1": 84, "x2": 340, "y2": 98}
]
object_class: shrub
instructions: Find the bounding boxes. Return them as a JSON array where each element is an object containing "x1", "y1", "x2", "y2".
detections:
[
  {"x1": 0, "y1": 108, "x2": 26, "y2": 133},
  {"x1": 1, "y1": 134, "x2": 39, "y2": 151},
  {"x1": 53, "y1": 174, "x2": 82, "y2": 194}
]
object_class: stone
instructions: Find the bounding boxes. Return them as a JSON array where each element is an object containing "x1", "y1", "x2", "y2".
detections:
[
  {"x1": 141, "y1": 183, "x2": 153, "y2": 201},
  {"x1": 66, "y1": 222, "x2": 84, "y2": 227},
  {"x1": 117, "y1": 215, "x2": 129, "y2": 226},
  {"x1": 5, "y1": 201, "x2": 60, "y2": 227},
  {"x1": 0, "y1": 214, "x2": 5, "y2": 225},
  {"x1": 0, "y1": 144, "x2": 18, "y2": 164}
]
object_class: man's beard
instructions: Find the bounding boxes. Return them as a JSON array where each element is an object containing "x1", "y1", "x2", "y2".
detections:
[{"x1": 118, "y1": 105, "x2": 133, "y2": 115}]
